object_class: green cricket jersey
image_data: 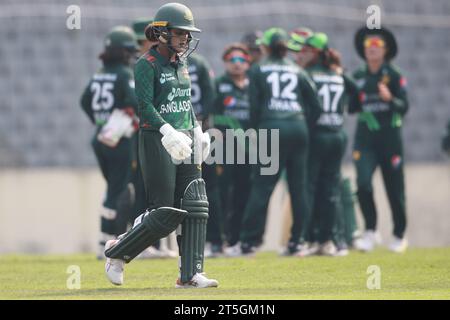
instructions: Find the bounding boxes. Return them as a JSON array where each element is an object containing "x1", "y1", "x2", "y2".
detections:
[
  {"x1": 214, "y1": 73, "x2": 250, "y2": 130},
  {"x1": 305, "y1": 63, "x2": 359, "y2": 130},
  {"x1": 80, "y1": 63, "x2": 137, "y2": 126},
  {"x1": 134, "y1": 47, "x2": 197, "y2": 131},
  {"x1": 352, "y1": 63, "x2": 408, "y2": 131},
  {"x1": 187, "y1": 53, "x2": 216, "y2": 120},
  {"x1": 248, "y1": 56, "x2": 321, "y2": 128}
]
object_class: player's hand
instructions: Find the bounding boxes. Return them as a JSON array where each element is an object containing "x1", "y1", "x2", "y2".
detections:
[
  {"x1": 194, "y1": 125, "x2": 210, "y2": 163},
  {"x1": 160, "y1": 124, "x2": 192, "y2": 161},
  {"x1": 328, "y1": 48, "x2": 343, "y2": 74},
  {"x1": 378, "y1": 82, "x2": 393, "y2": 102},
  {"x1": 328, "y1": 48, "x2": 342, "y2": 66}
]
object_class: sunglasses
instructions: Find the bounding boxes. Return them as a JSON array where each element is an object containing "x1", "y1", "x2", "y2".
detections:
[
  {"x1": 228, "y1": 56, "x2": 247, "y2": 63},
  {"x1": 224, "y1": 52, "x2": 250, "y2": 63},
  {"x1": 364, "y1": 37, "x2": 386, "y2": 48},
  {"x1": 227, "y1": 56, "x2": 249, "y2": 64}
]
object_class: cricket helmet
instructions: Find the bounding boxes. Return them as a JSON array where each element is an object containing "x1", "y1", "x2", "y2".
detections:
[{"x1": 145, "y1": 3, "x2": 201, "y2": 41}]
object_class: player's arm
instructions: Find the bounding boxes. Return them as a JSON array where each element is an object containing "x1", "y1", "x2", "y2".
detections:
[
  {"x1": 198, "y1": 61, "x2": 216, "y2": 119},
  {"x1": 299, "y1": 72, "x2": 321, "y2": 130},
  {"x1": 248, "y1": 65, "x2": 262, "y2": 129},
  {"x1": 134, "y1": 58, "x2": 166, "y2": 129},
  {"x1": 120, "y1": 71, "x2": 138, "y2": 112},
  {"x1": 388, "y1": 71, "x2": 409, "y2": 116},
  {"x1": 343, "y1": 73, "x2": 362, "y2": 114},
  {"x1": 80, "y1": 82, "x2": 95, "y2": 124},
  {"x1": 119, "y1": 70, "x2": 139, "y2": 131}
]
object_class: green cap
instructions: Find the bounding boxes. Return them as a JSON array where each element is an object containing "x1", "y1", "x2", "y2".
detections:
[
  {"x1": 256, "y1": 27, "x2": 289, "y2": 47},
  {"x1": 105, "y1": 26, "x2": 139, "y2": 51},
  {"x1": 287, "y1": 27, "x2": 313, "y2": 52},
  {"x1": 305, "y1": 32, "x2": 328, "y2": 50},
  {"x1": 132, "y1": 18, "x2": 153, "y2": 40}
]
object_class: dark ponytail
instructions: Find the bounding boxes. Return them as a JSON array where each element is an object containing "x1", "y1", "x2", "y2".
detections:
[
  {"x1": 270, "y1": 42, "x2": 288, "y2": 59},
  {"x1": 321, "y1": 47, "x2": 341, "y2": 70}
]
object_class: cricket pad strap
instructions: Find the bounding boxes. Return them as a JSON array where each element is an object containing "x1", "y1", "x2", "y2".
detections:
[
  {"x1": 105, "y1": 207, "x2": 187, "y2": 263},
  {"x1": 179, "y1": 179, "x2": 209, "y2": 283}
]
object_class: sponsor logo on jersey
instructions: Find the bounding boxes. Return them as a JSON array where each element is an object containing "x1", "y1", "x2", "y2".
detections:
[
  {"x1": 362, "y1": 102, "x2": 390, "y2": 113},
  {"x1": 218, "y1": 83, "x2": 233, "y2": 93},
  {"x1": 223, "y1": 96, "x2": 236, "y2": 108},
  {"x1": 160, "y1": 72, "x2": 176, "y2": 84},
  {"x1": 167, "y1": 87, "x2": 191, "y2": 102}
]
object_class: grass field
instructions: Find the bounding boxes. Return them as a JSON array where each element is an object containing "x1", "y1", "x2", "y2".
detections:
[{"x1": 1, "y1": 248, "x2": 449, "y2": 300}]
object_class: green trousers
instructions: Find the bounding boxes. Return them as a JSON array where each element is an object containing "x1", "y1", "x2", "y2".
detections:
[
  {"x1": 138, "y1": 130, "x2": 201, "y2": 210},
  {"x1": 92, "y1": 135, "x2": 132, "y2": 236},
  {"x1": 203, "y1": 162, "x2": 224, "y2": 246},
  {"x1": 216, "y1": 134, "x2": 252, "y2": 247},
  {"x1": 240, "y1": 119, "x2": 310, "y2": 246},
  {"x1": 307, "y1": 129, "x2": 347, "y2": 244},
  {"x1": 353, "y1": 124, "x2": 407, "y2": 238}
]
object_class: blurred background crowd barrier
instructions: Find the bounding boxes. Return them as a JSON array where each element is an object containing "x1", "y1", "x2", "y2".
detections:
[{"x1": 0, "y1": 0, "x2": 449, "y2": 253}]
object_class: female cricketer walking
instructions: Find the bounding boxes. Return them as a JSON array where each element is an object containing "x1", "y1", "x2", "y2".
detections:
[{"x1": 103, "y1": 3, "x2": 218, "y2": 288}]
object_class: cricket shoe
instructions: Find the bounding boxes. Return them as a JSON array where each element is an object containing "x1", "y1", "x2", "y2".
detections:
[
  {"x1": 295, "y1": 242, "x2": 320, "y2": 257},
  {"x1": 104, "y1": 240, "x2": 125, "y2": 285},
  {"x1": 204, "y1": 242, "x2": 224, "y2": 258},
  {"x1": 353, "y1": 230, "x2": 381, "y2": 252},
  {"x1": 223, "y1": 242, "x2": 256, "y2": 257},
  {"x1": 280, "y1": 242, "x2": 307, "y2": 256},
  {"x1": 318, "y1": 241, "x2": 338, "y2": 256},
  {"x1": 241, "y1": 242, "x2": 258, "y2": 256},
  {"x1": 334, "y1": 241, "x2": 350, "y2": 257},
  {"x1": 175, "y1": 273, "x2": 219, "y2": 289},
  {"x1": 223, "y1": 243, "x2": 242, "y2": 257},
  {"x1": 388, "y1": 237, "x2": 408, "y2": 253}
]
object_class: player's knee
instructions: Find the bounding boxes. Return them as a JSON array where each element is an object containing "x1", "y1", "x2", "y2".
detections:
[{"x1": 182, "y1": 178, "x2": 209, "y2": 219}]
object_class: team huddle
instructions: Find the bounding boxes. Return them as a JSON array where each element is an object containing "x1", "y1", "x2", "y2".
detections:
[{"x1": 80, "y1": 3, "x2": 409, "y2": 288}]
